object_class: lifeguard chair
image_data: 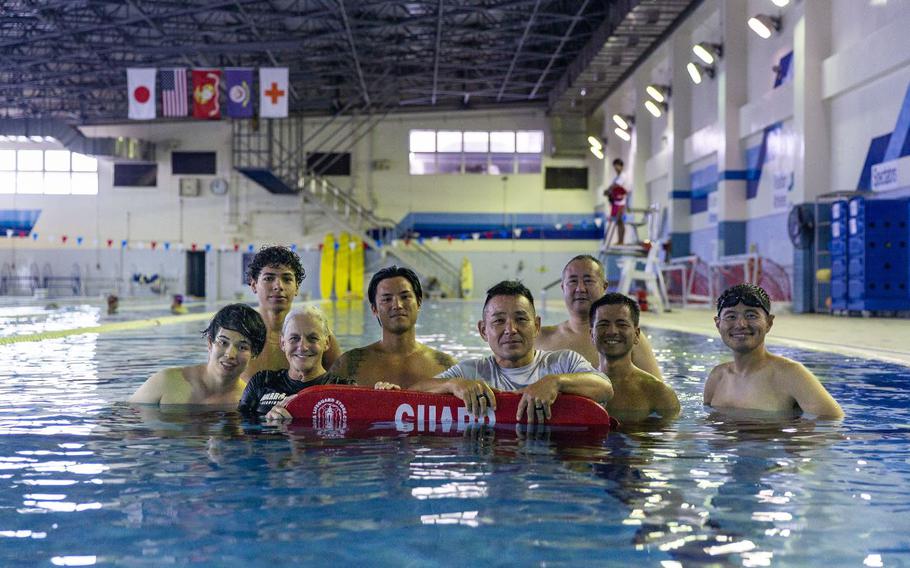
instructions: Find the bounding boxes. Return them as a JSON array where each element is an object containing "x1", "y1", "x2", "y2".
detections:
[{"x1": 600, "y1": 203, "x2": 670, "y2": 313}]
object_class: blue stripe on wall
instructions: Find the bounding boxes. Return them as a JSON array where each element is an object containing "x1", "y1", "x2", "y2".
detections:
[
  {"x1": 884, "y1": 80, "x2": 910, "y2": 162},
  {"x1": 393, "y1": 212, "x2": 603, "y2": 240},
  {"x1": 858, "y1": 78, "x2": 910, "y2": 191}
]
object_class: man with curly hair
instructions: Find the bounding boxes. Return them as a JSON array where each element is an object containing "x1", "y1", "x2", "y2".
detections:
[{"x1": 240, "y1": 245, "x2": 342, "y2": 381}]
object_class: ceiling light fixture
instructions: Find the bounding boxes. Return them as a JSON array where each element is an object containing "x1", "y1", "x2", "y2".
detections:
[
  {"x1": 748, "y1": 14, "x2": 781, "y2": 39},
  {"x1": 614, "y1": 127, "x2": 631, "y2": 142},
  {"x1": 612, "y1": 114, "x2": 634, "y2": 130},
  {"x1": 646, "y1": 84, "x2": 671, "y2": 103},
  {"x1": 770, "y1": 0, "x2": 789, "y2": 7},
  {"x1": 692, "y1": 42, "x2": 723, "y2": 65},
  {"x1": 687, "y1": 62, "x2": 715, "y2": 85},
  {"x1": 644, "y1": 99, "x2": 666, "y2": 118},
  {"x1": 590, "y1": 146, "x2": 605, "y2": 160},
  {"x1": 587, "y1": 136, "x2": 603, "y2": 151}
]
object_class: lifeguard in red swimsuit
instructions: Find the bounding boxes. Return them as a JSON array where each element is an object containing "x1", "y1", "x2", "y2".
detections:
[{"x1": 603, "y1": 158, "x2": 628, "y2": 244}]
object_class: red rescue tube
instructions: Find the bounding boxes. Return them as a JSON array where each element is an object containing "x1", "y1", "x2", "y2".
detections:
[{"x1": 285, "y1": 385, "x2": 619, "y2": 432}]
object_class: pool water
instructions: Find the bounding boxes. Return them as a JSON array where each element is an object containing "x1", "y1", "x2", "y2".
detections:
[{"x1": 1, "y1": 300, "x2": 908, "y2": 566}]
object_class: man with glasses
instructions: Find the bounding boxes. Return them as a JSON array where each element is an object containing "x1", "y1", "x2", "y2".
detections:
[{"x1": 704, "y1": 284, "x2": 844, "y2": 418}]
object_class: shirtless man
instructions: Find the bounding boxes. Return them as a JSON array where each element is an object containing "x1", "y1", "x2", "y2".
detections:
[
  {"x1": 329, "y1": 265, "x2": 456, "y2": 388},
  {"x1": 240, "y1": 245, "x2": 341, "y2": 381},
  {"x1": 413, "y1": 280, "x2": 613, "y2": 424},
  {"x1": 591, "y1": 293, "x2": 679, "y2": 422},
  {"x1": 704, "y1": 284, "x2": 844, "y2": 418},
  {"x1": 129, "y1": 303, "x2": 266, "y2": 405},
  {"x1": 537, "y1": 254, "x2": 663, "y2": 378}
]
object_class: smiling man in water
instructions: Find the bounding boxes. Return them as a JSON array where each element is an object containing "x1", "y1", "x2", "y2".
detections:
[
  {"x1": 537, "y1": 254, "x2": 662, "y2": 379},
  {"x1": 590, "y1": 293, "x2": 679, "y2": 422},
  {"x1": 130, "y1": 304, "x2": 266, "y2": 405},
  {"x1": 413, "y1": 280, "x2": 613, "y2": 424},
  {"x1": 330, "y1": 265, "x2": 456, "y2": 388},
  {"x1": 704, "y1": 284, "x2": 844, "y2": 418}
]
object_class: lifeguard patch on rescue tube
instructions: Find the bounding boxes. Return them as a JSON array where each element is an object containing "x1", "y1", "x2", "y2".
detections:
[{"x1": 285, "y1": 386, "x2": 619, "y2": 433}]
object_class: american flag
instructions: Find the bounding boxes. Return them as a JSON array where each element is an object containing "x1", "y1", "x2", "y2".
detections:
[{"x1": 161, "y1": 68, "x2": 187, "y2": 117}]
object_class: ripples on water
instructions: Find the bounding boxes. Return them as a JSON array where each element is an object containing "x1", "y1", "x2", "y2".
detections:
[{"x1": 0, "y1": 302, "x2": 908, "y2": 566}]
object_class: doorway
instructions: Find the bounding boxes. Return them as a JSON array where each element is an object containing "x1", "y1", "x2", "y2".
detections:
[{"x1": 186, "y1": 251, "x2": 206, "y2": 297}]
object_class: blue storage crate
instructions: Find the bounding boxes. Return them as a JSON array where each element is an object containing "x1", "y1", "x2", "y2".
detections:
[
  {"x1": 831, "y1": 278, "x2": 848, "y2": 302},
  {"x1": 830, "y1": 240, "x2": 847, "y2": 257},
  {"x1": 831, "y1": 200, "x2": 848, "y2": 221},
  {"x1": 848, "y1": 297, "x2": 910, "y2": 311},
  {"x1": 831, "y1": 257, "x2": 848, "y2": 278},
  {"x1": 848, "y1": 196, "x2": 864, "y2": 218}
]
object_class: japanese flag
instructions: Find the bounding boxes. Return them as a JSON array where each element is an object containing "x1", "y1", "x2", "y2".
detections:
[
  {"x1": 259, "y1": 67, "x2": 289, "y2": 118},
  {"x1": 128, "y1": 68, "x2": 156, "y2": 120}
]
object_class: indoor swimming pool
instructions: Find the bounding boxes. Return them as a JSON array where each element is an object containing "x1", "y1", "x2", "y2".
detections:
[{"x1": 0, "y1": 301, "x2": 908, "y2": 566}]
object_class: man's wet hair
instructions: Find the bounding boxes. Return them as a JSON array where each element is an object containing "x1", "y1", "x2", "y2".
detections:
[
  {"x1": 368, "y1": 265, "x2": 423, "y2": 307},
  {"x1": 589, "y1": 292, "x2": 640, "y2": 327},
  {"x1": 201, "y1": 303, "x2": 267, "y2": 356},
  {"x1": 247, "y1": 245, "x2": 305, "y2": 286},
  {"x1": 483, "y1": 280, "x2": 535, "y2": 313},
  {"x1": 562, "y1": 254, "x2": 606, "y2": 281},
  {"x1": 716, "y1": 283, "x2": 772, "y2": 316}
]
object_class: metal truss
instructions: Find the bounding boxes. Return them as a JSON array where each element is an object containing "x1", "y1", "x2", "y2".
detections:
[{"x1": 0, "y1": 0, "x2": 698, "y2": 123}]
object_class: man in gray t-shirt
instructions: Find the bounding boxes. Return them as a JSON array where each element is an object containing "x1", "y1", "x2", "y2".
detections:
[{"x1": 413, "y1": 280, "x2": 613, "y2": 424}]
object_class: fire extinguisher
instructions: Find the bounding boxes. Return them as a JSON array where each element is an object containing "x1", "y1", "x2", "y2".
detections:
[{"x1": 636, "y1": 287, "x2": 648, "y2": 312}]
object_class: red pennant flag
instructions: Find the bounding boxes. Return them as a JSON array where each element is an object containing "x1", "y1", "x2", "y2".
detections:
[
  {"x1": 151, "y1": 241, "x2": 158, "y2": 250},
  {"x1": 192, "y1": 69, "x2": 222, "y2": 120},
  {"x1": 61, "y1": 235, "x2": 68, "y2": 244},
  {"x1": 233, "y1": 244, "x2": 240, "y2": 252},
  {"x1": 107, "y1": 239, "x2": 113, "y2": 248},
  {"x1": 191, "y1": 243, "x2": 198, "y2": 251}
]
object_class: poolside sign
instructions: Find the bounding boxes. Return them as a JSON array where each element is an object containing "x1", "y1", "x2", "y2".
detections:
[{"x1": 871, "y1": 155, "x2": 910, "y2": 192}]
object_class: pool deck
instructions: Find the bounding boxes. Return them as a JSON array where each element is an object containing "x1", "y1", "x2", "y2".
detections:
[{"x1": 636, "y1": 305, "x2": 910, "y2": 368}]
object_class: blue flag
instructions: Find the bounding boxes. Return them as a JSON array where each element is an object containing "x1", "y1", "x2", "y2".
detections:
[{"x1": 225, "y1": 68, "x2": 254, "y2": 118}]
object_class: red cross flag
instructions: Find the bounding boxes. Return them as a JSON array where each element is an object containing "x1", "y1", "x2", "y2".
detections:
[
  {"x1": 127, "y1": 68, "x2": 156, "y2": 120},
  {"x1": 259, "y1": 67, "x2": 289, "y2": 118}
]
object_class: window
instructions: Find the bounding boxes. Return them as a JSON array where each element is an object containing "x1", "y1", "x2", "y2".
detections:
[
  {"x1": 409, "y1": 129, "x2": 544, "y2": 175},
  {"x1": 113, "y1": 163, "x2": 157, "y2": 187},
  {"x1": 0, "y1": 149, "x2": 97, "y2": 195},
  {"x1": 545, "y1": 167, "x2": 588, "y2": 190},
  {"x1": 172, "y1": 151, "x2": 216, "y2": 175}
]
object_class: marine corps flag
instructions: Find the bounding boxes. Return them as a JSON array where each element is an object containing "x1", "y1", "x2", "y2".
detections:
[
  {"x1": 225, "y1": 68, "x2": 254, "y2": 118},
  {"x1": 192, "y1": 69, "x2": 222, "y2": 119},
  {"x1": 259, "y1": 67, "x2": 288, "y2": 118},
  {"x1": 127, "y1": 68, "x2": 156, "y2": 120}
]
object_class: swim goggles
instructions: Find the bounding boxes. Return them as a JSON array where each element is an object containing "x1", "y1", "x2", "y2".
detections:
[{"x1": 716, "y1": 290, "x2": 770, "y2": 316}]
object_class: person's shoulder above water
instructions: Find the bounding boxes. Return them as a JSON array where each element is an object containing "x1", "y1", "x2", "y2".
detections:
[{"x1": 129, "y1": 366, "x2": 192, "y2": 404}]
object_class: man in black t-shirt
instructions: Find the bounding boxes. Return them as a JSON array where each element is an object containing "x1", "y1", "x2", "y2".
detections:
[{"x1": 239, "y1": 306, "x2": 355, "y2": 420}]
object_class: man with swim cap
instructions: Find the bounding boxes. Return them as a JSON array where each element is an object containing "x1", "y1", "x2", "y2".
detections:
[
  {"x1": 590, "y1": 293, "x2": 679, "y2": 422},
  {"x1": 413, "y1": 280, "x2": 613, "y2": 424},
  {"x1": 330, "y1": 265, "x2": 456, "y2": 388},
  {"x1": 130, "y1": 304, "x2": 266, "y2": 405},
  {"x1": 537, "y1": 254, "x2": 662, "y2": 378},
  {"x1": 240, "y1": 245, "x2": 341, "y2": 382},
  {"x1": 239, "y1": 306, "x2": 355, "y2": 421},
  {"x1": 704, "y1": 284, "x2": 844, "y2": 418}
]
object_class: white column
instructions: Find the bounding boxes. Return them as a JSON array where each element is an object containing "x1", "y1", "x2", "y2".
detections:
[
  {"x1": 793, "y1": 0, "x2": 831, "y2": 205},
  {"x1": 715, "y1": 0, "x2": 748, "y2": 256}
]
